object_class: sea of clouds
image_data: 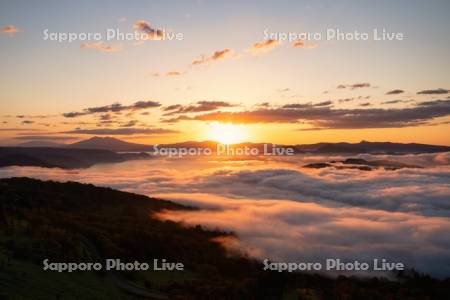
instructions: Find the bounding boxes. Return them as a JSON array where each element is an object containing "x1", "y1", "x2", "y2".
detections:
[{"x1": 1, "y1": 152, "x2": 449, "y2": 278}]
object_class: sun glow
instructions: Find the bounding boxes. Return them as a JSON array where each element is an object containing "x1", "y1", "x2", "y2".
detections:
[{"x1": 205, "y1": 123, "x2": 249, "y2": 144}]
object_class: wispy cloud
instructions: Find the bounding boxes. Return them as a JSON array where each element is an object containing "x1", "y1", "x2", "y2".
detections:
[
  {"x1": 1, "y1": 25, "x2": 21, "y2": 37},
  {"x1": 161, "y1": 99, "x2": 450, "y2": 130},
  {"x1": 247, "y1": 39, "x2": 280, "y2": 54},
  {"x1": 165, "y1": 71, "x2": 183, "y2": 76},
  {"x1": 192, "y1": 48, "x2": 234, "y2": 65},
  {"x1": 163, "y1": 101, "x2": 237, "y2": 116},
  {"x1": 63, "y1": 101, "x2": 161, "y2": 118},
  {"x1": 292, "y1": 40, "x2": 317, "y2": 49},
  {"x1": 63, "y1": 127, "x2": 179, "y2": 135},
  {"x1": 14, "y1": 135, "x2": 75, "y2": 141},
  {"x1": 386, "y1": 89, "x2": 405, "y2": 95},
  {"x1": 417, "y1": 88, "x2": 449, "y2": 95},
  {"x1": 337, "y1": 83, "x2": 371, "y2": 90},
  {"x1": 80, "y1": 42, "x2": 121, "y2": 52}
]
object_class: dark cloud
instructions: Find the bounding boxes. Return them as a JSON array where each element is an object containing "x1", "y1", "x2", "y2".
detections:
[
  {"x1": 282, "y1": 101, "x2": 332, "y2": 109},
  {"x1": 314, "y1": 100, "x2": 333, "y2": 107},
  {"x1": 337, "y1": 83, "x2": 371, "y2": 90},
  {"x1": 63, "y1": 112, "x2": 86, "y2": 118},
  {"x1": 14, "y1": 135, "x2": 75, "y2": 141},
  {"x1": 21, "y1": 120, "x2": 34, "y2": 124},
  {"x1": 63, "y1": 128, "x2": 179, "y2": 135},
  {"x1": 337, "y1": 98, "x2": 354, "y2": 103},
  {"x1": 359, "y1": 102, "x2": 371, "y2": 107},
  {"x1": 120, "y1": 120, "x2": 139, "y2": 127},
  {"x1": 417, "y1": 99, "x2": 449, "y2": 106},
  {"x1": 63, "y1": 100, "x2": 161, "y2": 118},
  {"x1": 382, "y1": 99, "x2": 412, "y2": 105},
  {"x1": 16, "y1": 114, "x2": 51, "y2": 119},
  {"x1": 417, "y1": 88, "x2": 449, "y2": 95},
  {"x1": 98, "y1": 114, "x2": 113, "y2": 121},
  {"x1": 133, "y1": 20, "x2": 164, "y2": 39},
  {"x1": 386, "y1": 89, "x2": 405, "y2": 95},
  {"x1": 255, "y1": 102, "x2": 270, "y2": 108},
  {"x1": 130, "y1": 100, "x2": 161, "y2": 110},
  {"x1": 161, "y1": 100, "x2": 450, "y2": 130},
  {"x1": 0, "y1": 128, "x2": 42, "y2": 131},
  {"x1": 163, "y1": 101, "x2": 236, "y2": 116},
  {"x1": 163, "y1": 104, "x2": 183, "y2": 111}
]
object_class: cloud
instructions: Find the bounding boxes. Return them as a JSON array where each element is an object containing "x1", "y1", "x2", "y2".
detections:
[
  {"x1": 1, "y1": 25, "x2": 20, "y2": 37},
  {"x1": 153, "y1": 70, "x2": 186, "y2": 77},
  {"x1": 337, "y1": 83, "x2": 371, "y2": 90},
  {"x1": 14, "y1": 135, "x2": 75, "y2": 141},
  {"x1": 248, "y1": 39, "x2": 280, "y2": 54},
  {"x1": 192, "y1": 48, "x2": 234, "y2": 65},
  {"x1": 63, "y1": 127, "x2": 179, "y2": 135},
  {"x1": 314, "y1": 100, "x2": 333, "y2": 107},
  {"x1": 21, "y1": 120, "x2": 34, "y2": 125},
  {"x1": 165, "y1": 71, "x2": 183, "y2": 76},
  {"x1": 80, "y1": 42, "x2": 121, "y2": 52},
  {"x1": 133, "y1": 20, "x2": 164, "y2": 39},
  {"x1": 337, "y1": 98, "x2": 354, "y2": 103},
  {"x1": 386, "y1": 89, "x2": 405, "y2": 95},
  {"x1": 163, "y1": 104, "x2": 183, "y2": 111},
  {"x1": 163, "y1": 101, "x2": 237, "y2": 116},
  {"x1": 161, "y1": 99, "x2": 450, "y2": 129},
  {"x1": 417, "y1": 88, "x2": 449, "y2": 95},
  {"x1": 130, "y1": 100, "x2": 161, "y2": 110},
  {"x1": 63, "y1": 100, "x2": 161, "y2": 118},
  {"x1": 120, "y1": 120, "x2": 138, "y2": 127},
  {"x1": 381, "y1": 99, "x2": 412, "y2": 105},
  {"x1": 15, "y1": 114, "x2": 50, "y2": 119},
  {"x1": 0, "y1": 128, "x2": 42, "y2": 132},
  {"x1": 282, "y1": 101, "x2": 332, "y2": 109},
  {"x1": 3, "y1": 154, "x2": 448, "y2": 277},
  {"x1": 157, "y1": 195, "x2": 450, "y2": 278},
  {"x1": 292, "y1": 40, "x2": 318, "y2": 49}
]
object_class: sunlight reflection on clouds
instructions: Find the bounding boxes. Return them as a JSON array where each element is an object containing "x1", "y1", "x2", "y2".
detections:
[{"x1": 0, "y1": 153, "x2": 449, "y2": 277}]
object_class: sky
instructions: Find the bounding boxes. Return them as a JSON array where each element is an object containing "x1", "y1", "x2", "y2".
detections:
[{"x1": 1, "y1": 0, "x2": 450, "y2": 145}]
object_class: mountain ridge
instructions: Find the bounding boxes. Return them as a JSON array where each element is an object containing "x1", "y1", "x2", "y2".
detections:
[{"x1": 15, "y1": 136, "x2": 450, "y2": 154}]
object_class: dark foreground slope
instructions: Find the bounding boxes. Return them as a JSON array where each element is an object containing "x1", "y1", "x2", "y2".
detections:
[
  {"x1": 0, "y1": 178, "x2": 448, "y2": 300},
  {"x1": 0, "y1": 147, "x2": 149, "y2": 169}
]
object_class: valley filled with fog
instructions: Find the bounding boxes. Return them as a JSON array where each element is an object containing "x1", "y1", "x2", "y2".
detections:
[{"x1": 1, "y1": 152, "x2": 449, "y2": 278}]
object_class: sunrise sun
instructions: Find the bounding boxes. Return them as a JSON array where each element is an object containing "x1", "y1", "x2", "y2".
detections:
[{"x1": 205, "y1": 123, "x2": 249, "y2": 144}]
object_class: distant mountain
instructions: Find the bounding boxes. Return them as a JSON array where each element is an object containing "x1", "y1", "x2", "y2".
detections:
[
  {"x1": 295, "y1": 141, "x2": 450, "y2": 154},
  {"x1": 14, "y1": 137, "x2": 450, "y2": 154},
  {"x1": 67, "y1": 136, "x2": 152, "y2": 152},
  {"x1": 0, "y1": 147, "x2": 149, "y2": 169},
  {"x1": 304, "y1": 157, "x2": 422, "y2": 171}
]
